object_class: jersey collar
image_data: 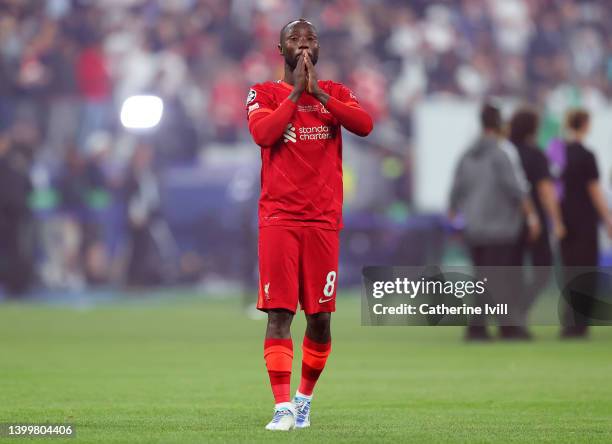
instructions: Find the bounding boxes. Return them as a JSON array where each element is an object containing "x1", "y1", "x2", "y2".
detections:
[{"x1": 277, "y1": 80, "x2": 294, "y2": 91}]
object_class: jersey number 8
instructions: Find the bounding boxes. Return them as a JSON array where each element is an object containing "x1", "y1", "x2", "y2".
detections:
[{"x1": 323, "y1": 271, "x2": 337, "y2": 297}]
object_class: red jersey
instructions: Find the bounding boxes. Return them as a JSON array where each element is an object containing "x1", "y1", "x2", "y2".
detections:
[{"x1": 246, "y1": 80, "x2": 370, "y2": 230}]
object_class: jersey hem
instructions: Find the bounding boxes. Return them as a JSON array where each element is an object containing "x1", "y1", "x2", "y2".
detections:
[{"x1": 259, "y1": 221, "x2": 342, "y2": 231}]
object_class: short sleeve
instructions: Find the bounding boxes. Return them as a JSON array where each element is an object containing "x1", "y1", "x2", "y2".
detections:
[
  {"x1": 584, "y1": 151, "x2": 600, "y2": 182},
  {"x1": 245, "y1": 85, "x2": 275, "y2": 120},
  {"x1": 332, "y1": 83, "x2": 360, "y2": 107}
]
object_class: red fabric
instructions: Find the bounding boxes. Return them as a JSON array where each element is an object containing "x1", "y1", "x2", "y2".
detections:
[
  {"x1": 325, "y1": 96, "x2": 373, "y2": 137},
  {"x1": 299, "y1": 336, "x2": 331, "y2": 396},
  {"x1": 76, "y1": 47, "x2": 110, "y2": 100},
  {"x1": 299, "y1": 363, "x2": 322, "y2": 396},
  {"x1": 264, "y1": 338, "x2": 293, "y2": 404},
  {"x1": 269, "y1": 378, "x2": 291, "y2": 403},
  {"x1": 264, "y1": 338, "x2": 294, "y2": 349},
  {"x1": 303, "y1": 335, "x2": 332, "y2": 353},
  {"x1": 257, "y1": 226, "x2": 339, "y2": 314},
  {"x1": 245, "y1": 80, "x2": 373, "y2": 230},
  {"x1": 248, "y1": 98, "x2": 297, "y2": 147}
]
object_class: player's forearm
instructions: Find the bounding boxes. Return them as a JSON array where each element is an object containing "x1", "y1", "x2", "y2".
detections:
[
  {"x1": 249, "y1": 99, "x2": 297, "y2": 147},
  {"x1": 522, "y1": 197, "x2": 540, "y2": 228},
  {"x1": 537, "y1": 179, "x2": 563, "y2": 228},
  {"x1": 587, "y1": 180, "x2": 612, "y2": 224},
  {"x1": 325, "y1": 97, "x2": 373, "y2": 137},
  {"x1": 288, "y1": 87, "x2": 304, "y2": 103},
  {"x1": 523, "y1": 197, "x2": 542, "y2": 241},
  {"x1": 311, "y1": 90, "x2": 330, "y2": 105}
]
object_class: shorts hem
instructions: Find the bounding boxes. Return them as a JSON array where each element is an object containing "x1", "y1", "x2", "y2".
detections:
[
  {"x1": 303, "y1": 306, "x2": 336, "y2": 315},
  {"x1": 256, "y1": 304, "x2": 297, "y2": 314}
]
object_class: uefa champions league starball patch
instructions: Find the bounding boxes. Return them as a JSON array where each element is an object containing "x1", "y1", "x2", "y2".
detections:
[{"x1": 246, "y1": 89, "x2": 256, "y2": 105}]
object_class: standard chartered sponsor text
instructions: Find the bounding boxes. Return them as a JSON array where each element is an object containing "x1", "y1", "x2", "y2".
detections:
[{"x1": 299, "y1": 125, "x2": 334, "y2": 140}]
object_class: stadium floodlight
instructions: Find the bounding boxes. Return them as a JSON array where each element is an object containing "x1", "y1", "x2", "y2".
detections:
[{"x1": 120, "y1": 95, "x2": 164, "y2": 129}]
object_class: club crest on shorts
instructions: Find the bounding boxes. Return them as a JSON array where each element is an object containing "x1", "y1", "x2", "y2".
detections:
[
  {"x1": 246, "y1": 89, "x2": 256, "y2": 105},
  {"x1": 264, "y1": 282, "x2": 270, "y2": 300}
]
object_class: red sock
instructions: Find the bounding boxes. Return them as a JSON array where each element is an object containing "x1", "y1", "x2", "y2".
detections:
[
  {"x1": 264, "y1": 338, "x2": 293, "y2": 404},
  {"x1": 298, "y1": 336, "x2": 331, "y2": 396}
]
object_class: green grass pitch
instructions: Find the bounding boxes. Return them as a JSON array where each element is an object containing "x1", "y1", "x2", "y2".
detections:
[{"x1": 1, "y1": 294, "x2": 612, "y2": 443}]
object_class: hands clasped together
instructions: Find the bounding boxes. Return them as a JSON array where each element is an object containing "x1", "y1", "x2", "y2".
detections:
[{"x1": 292, "y1": 50, "x2": 328, "y2": 104}]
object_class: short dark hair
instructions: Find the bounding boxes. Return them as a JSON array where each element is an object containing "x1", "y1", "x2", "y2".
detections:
[
  {"x1": 509, "y1": 107, "x2": 539, "y2": 146},
  {"x1": 565, "y1": 108, "x2": 589, "y2": 131},
  {"x1": 279, "y1": 19, "x2": 316, "y2": 44},
  {"x1": 480, "y1": 103, "x2": 502, "y2": 131}
]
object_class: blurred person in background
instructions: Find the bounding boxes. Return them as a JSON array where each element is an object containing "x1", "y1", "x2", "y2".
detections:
[
  {"x1": 558, "y1": 109, "x2": 612, "y2": 338},
  {"x1": 124, "y1": 141, "x2": 163, "y2": 287},
  {"x1": 0, "y1": 131, "x2": 34, "y2": 297},
  {"x1": 81, "y1": 131, "x2": 115, "y2": 284},
  {"x1": 449, "y1": 103, "x2": 540, "y2": 341},
  {"x1": 54, "y1": 135, "x2": 114, "y2": 288},
  {"x1": 508, "y1": 107, "x2": 565, "y2": 327},
  {"x1": 55, "y1": 146, "x2": 89, "y2": 290}
]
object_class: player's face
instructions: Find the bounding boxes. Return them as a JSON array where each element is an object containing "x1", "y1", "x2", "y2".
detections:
[{"x1": 279, "y1": 23, "x2": 319, "y2": 70}]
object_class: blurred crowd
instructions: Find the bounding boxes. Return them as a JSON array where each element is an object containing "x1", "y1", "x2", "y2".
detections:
[
  {"x1": 1, "y1": 0, "x2": 611, "y2": 294},
  {"x1": 3, "y1": 0, "x2": 612, "y2": 152}
]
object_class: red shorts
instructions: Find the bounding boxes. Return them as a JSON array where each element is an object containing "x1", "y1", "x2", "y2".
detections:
[{"x1": 257, "y1": 226, "x2": 339, "y2": 315}]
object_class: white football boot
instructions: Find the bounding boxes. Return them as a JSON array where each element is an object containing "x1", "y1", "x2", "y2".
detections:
[
  {"x1": 265, "y1": 403, "x2": 295, "y2": 431},
  {"x1": 293, "y1": 395, "x2": 311, "y2": 428}
]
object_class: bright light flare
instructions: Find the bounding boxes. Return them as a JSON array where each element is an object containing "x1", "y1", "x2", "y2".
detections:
[{"x1": 120, "y1": 95, "x2": 164, "y2": 129}]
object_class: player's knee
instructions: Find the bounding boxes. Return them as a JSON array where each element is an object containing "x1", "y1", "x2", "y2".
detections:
[
  {"x1": 305, "y1": 312, "x2": 331, "y2": 343},
  {"x1": 306, "y1": 312, "x2": 331, "y2": 329},
  {"x1": 266, "y1": 310, "x2": 293, "y2": 338}
]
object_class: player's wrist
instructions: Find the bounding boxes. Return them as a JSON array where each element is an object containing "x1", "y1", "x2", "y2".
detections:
[
  {"x1": 313, "y1": 90, "x2": 329, "y2": 105},
  {"x1": 289, "y1": 88, "x2": 304, "y2": 102}
]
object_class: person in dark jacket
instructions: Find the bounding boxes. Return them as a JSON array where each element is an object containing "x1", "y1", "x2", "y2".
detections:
[
  {"x1": 558, "y1": 109, "x2": 612, "y2": 338},
  {"x1": 0, "y1": 133, "x2": 34, "y2": 296},
  {"x1": 124, "y1": 142, "x2": 163, "y2": 286},
  {"x1": 509, "y1": 107, "x2": 565, "y2": 328},
  {"x1": 449, "y1": 103, "x2": 541, "y2": 341}
]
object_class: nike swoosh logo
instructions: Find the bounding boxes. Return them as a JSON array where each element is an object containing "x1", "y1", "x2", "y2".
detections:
[{"x1": 319, "y1": 297, "x2": 334, "y2": 304}]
